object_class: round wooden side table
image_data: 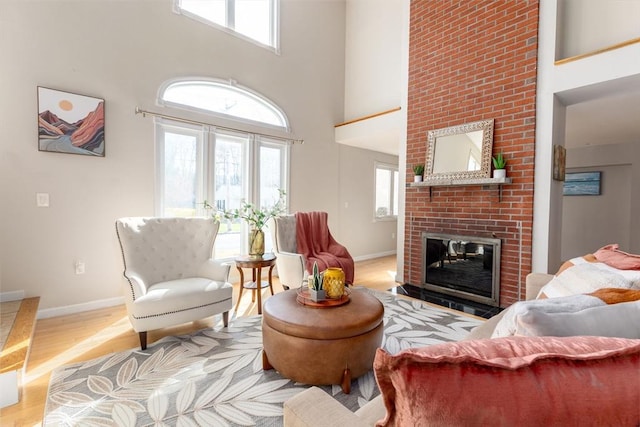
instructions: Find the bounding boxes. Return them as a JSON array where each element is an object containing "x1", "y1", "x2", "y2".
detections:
[{"x1": 234, "y1": 253, "x2": 277, "y2": 315}]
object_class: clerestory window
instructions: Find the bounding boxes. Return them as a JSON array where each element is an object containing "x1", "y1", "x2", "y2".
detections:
[{"x1": 175, "y1": 0, "x2": 279, "y2": 51}]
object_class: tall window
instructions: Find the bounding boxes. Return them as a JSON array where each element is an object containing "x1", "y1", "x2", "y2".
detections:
[
  {"x1": 175, "y1": 0, "x2": 279, "y2": 51},
  {"x1": 375, "y1": 163, "x2": 399, "y2": 220},
  {"x1": 156, "y1": 79, "x2": 290, "y2": 259},
  {"x1": 160, "y1": 124, "x2": 203, "y2": 217}
]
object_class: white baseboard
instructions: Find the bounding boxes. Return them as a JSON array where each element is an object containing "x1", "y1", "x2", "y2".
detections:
[
  {"x1": 0, "y1": 290, "x2": 25, "y2": 303},
  {"x1": 353, "y1": 250, "x2": 397, "y2": 262},
  {"x1": 37, "y1": 296, "x2": 125, "y2": 319}
]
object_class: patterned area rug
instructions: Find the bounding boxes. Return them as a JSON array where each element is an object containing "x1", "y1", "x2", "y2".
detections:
[{"x1": 44, "y1": 289, "x2": 483, "y2": 426}]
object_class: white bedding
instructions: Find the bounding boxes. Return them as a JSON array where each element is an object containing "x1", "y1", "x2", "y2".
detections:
[
  {"x1": 492, "y1": 299, "x2": 640, "y2": 339},
  {"x1": 491, "y1": 294, "x2": 606, "y2": 338},
  {"x1": 536, "y1": 258, "x2": 640, "y2": 299},
  {"x1": 492, "y1": 258, "x2": 640, "y2": 338}
]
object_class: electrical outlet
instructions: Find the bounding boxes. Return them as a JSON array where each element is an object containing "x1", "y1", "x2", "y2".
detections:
[
  {"x1": 392, "y1": 232, "x2": 396, "y2": 239},
  {"x1": 75, "y1": 261, "x2": 85, "y2": 275}
]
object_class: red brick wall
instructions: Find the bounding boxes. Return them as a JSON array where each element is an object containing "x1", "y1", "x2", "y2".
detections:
[{"x1": 405, "y1": 1, "x2": 539, "y2": 307}]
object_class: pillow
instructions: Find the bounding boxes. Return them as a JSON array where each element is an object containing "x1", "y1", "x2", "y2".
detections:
[
  {"x1": 491, "y1": 293, "x2": 606, "y2": 338},
  {"x1": 493, "y1": 289, "x2": 640, "y2": 338},
  {"x1": 555, "y1": 253, "x2": 597, "y2": 275},
  {"x1": 504, "y1": 301, "x2": 640, "y2": 338},
  {"x1": 537, "y1": 261, "x2": 639, "y2": 299},
  {"x1": 594, "y1": 243, "x2": 640, "y2": 270},
  {"x1": 373, "y1": 336, "x2": 640, "y2": 427}
]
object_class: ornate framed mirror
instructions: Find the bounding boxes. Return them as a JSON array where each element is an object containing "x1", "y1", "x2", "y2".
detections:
[{"x1": 425, "y1": 119, "x2": 494, "y2": 181}]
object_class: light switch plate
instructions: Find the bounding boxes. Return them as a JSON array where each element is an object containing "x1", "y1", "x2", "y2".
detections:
[{"x1": 36, "y1": 193, "x2": 50, "y2": 207}]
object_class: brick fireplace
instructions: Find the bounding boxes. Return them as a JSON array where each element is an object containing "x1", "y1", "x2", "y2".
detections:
[{"x1": 404, "y1": 1, "x2": 539, "y2": 308}]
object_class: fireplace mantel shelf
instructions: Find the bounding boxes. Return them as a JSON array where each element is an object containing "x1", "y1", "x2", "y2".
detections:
[
  {"x1": 410, "y1": 177, "x2": 512, "y2": 187},
  {"x1": 409, "y1": 177, "x2": 512, "y2": 201}
]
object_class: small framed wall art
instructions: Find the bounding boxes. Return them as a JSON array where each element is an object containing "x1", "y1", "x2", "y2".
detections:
[
  {"x1": 37, "y1": 87, "x2": 105, "y2": 157},
  {"x1": 553, "y1": 145, "x2": 566, "y2": 181},
  {"x1": 563, "y1": 171, "x2": 601, "y2": 196}
]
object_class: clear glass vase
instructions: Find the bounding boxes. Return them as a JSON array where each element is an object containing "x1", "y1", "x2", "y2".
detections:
[{"x1": 248, "y1": 228, "x2": 265, "y2": 256}]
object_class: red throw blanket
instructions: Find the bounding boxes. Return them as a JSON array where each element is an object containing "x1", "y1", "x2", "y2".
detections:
[{"x1": 295, "y1": 211, "x2": 355, "y2": 284}]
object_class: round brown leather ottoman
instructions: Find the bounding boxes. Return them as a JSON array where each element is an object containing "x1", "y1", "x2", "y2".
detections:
[{"x1": 262, "y1": 288, "x2": 384, "y2": 394}]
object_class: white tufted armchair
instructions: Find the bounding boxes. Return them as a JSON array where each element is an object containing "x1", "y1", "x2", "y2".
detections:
[{"x1": 115, "y1": 217, "x2": 233, "y2": 349}]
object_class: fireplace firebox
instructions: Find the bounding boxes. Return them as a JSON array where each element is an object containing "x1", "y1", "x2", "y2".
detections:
[{"x1": 422, "y1": 232, "x2": 501, "y2": 307}]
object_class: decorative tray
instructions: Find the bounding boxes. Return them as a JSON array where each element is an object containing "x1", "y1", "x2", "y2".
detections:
[{"x1": 296, "y1": 287, "x2": 351, "y2": 308}]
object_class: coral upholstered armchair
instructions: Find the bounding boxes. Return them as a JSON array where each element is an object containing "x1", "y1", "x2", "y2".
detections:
[
  {"x1": 268, "y1": 212, "x2": 354, "y2": 289},
  {"x1": 115, "y1": 217, "x2": 233, "y2": 349}
]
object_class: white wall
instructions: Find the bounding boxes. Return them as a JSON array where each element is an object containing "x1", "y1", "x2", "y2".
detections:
[
  {"x1": 335, "y1": 0, "x2": 405, "y2": 156},
  {"x1": 0, "y1": 0, "x2": 396, "y2": 312},
  {"x1": 557, "y1": 0, "x2": 640, "y2": 59},
  {"x1": 338, "y1": 0, "x2": 405, "y2": 264},
  {"x1": 561, "y1": 142, "x2": 640, "y2": 259},
  {"x1": 344, "y1": 0, "x2": 403, "y2": 119},
  {"x1": 533, "y1": 0, "x2": 640, "y2": 273},
  {"x1": 337, "y1": 145, "x2": 398, "y2": 258}
]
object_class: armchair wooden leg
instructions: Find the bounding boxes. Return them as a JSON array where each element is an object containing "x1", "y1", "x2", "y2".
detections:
[
  {"x1": 139, "y1": 331, "x2": 147, "y2": 350},
  {"x1": 223, "y1": 311, "x2": 229, "y2": 327}
]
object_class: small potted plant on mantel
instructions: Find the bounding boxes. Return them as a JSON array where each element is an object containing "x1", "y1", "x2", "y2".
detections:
[
  {"x1": 308, "y1": 261, "x2": 325, "y2": 302},
  {"x1": 413, "y1": 163, "x2": 425, "y2": 182},
  {"x1": 492, "y1": 152, "x2": 507, "y2": 179}
]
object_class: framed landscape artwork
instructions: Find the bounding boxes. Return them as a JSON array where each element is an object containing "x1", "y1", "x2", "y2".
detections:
[
  {"x1": 37, "y1": 87, "x2": 105, "y2": 157},
  {"x1": 563, "y1": 171, "x2": 601, "y2": 196}
]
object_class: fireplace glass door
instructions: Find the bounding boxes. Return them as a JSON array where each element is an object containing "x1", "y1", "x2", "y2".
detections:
[{"x1": 422, "y1": 233, "x2": 500, "y2": 307}]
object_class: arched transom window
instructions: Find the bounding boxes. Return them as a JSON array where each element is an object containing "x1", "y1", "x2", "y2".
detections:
[{"x1": 160, "y1": 79, "x2": 289, "y2": 130}]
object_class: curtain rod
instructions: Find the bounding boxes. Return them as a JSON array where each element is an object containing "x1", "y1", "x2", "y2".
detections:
[{"x1": 135, "y1": 107, "x2": 304, "y2": 144}]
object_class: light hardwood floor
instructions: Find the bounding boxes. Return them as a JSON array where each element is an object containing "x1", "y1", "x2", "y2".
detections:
[{"x1": 0, "y1": 256, "x2": 399, "y2": 426}]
